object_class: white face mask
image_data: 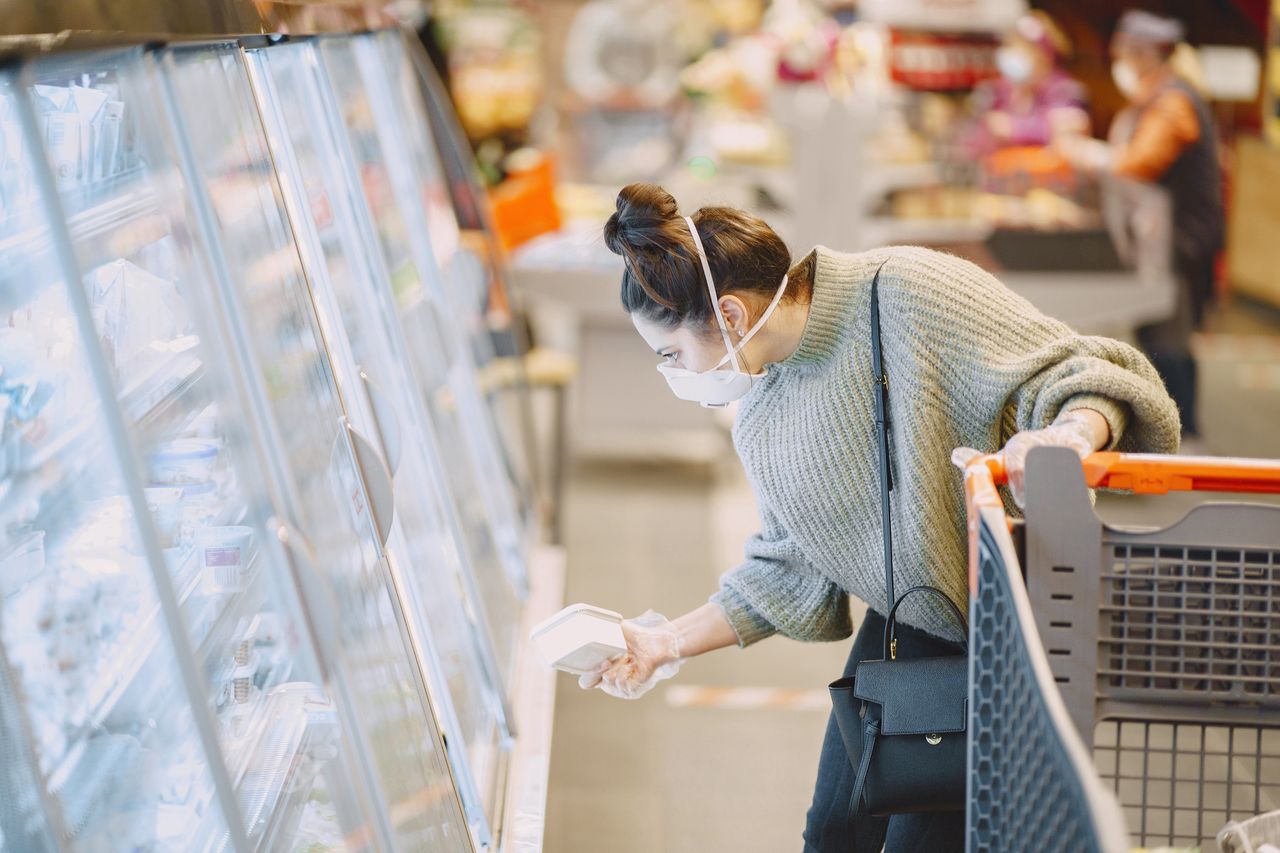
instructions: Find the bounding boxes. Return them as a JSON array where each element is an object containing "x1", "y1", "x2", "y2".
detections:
[
  {"x1": 1112, "y1": 60, "x2": 1141, "y2": 98},
  {"x1": 656, "y1": 216, "x2": 790, "y2": 408},
  {"x1": 995, "y1": 47, "x2": 1033, "y2": 84}
]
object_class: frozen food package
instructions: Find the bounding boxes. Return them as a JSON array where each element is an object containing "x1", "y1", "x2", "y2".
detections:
[
  {"x1": 41, "y1": 110, "x2": 86, "y2": 190},
  {"x1": 30, "y1": 84, "x2": 71, "y2": 114},
  {"x1": 86, "y1": 258, "x2": 188, "y2": 377},
  {"x1": 69, "y1": 86, "x2": 108, "y2": 185},
  {"x1": 94, "y1": 100, "x2": 124, "y2": 182}
]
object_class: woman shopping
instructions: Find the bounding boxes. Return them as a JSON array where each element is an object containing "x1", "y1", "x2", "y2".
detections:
[{"x1": 582, "y1": 183, "x2": 1180, "y2": 851}]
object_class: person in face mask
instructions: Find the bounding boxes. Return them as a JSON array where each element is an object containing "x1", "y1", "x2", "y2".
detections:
[
  {"x1": 970, "y1": 11, "x2": 1088, "y2": 152},
  {"x1": 1059, "y1": 10, "x2": 1223, "y2": 444},
  {"x1": 591, "y1": 181, "x2": 1181, "y2": 851}
]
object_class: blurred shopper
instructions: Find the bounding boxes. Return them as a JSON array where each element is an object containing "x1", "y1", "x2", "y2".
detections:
[
  {"x1": 584, "y1": 183, "x2": 1180, "y2": 851},
  {"x1": 1061, "y1": 10, "x2": 1224, "y2": 442},
  {"x1": 969, "y1": 11, "x2": 1088, "y2": 153}
]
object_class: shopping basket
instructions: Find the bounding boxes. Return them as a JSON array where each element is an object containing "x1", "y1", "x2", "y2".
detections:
[{"x1": 966, "y1": 448, "x2": 1280, "y2": 851}]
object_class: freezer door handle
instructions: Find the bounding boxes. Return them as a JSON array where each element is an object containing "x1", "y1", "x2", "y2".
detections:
[
  {"x1": 347, "y1": 422, "x2": 396, "y2": 548},
  {"x1": 360, "y1": 369, "x2": 402, "y2": 478},
  {"x1": 273, "y1": 519, "x2": 341, "y2": 673}
]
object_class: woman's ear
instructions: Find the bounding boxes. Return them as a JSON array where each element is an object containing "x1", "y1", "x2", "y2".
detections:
[{"x1": 719, "y1": 295, "x2": 751, "y2": 337}]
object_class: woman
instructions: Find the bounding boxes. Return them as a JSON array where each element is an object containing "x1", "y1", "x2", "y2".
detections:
[
  {"x1": 581, "y1": 183, "x2": 1179, "y2": 851},
  {"x1": 970, "y1": 11, "x2": 1089, "y2": 153}
]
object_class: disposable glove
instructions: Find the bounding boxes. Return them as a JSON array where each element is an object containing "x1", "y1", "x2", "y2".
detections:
[
  {"x1": 951, "y1": 417, "x2": 1096, "y2": 509},
  {"x1": 578, "y1": 610, "x2": 683, "y2": 700}
]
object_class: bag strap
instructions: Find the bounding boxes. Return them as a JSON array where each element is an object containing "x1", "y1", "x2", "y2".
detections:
[
  {"x1": 870, "y1": 263, "x2": 894, "y2": 616},
  {"x1": 883, "y1": 585, "x2": 970, "y2": 658},
  {"x1": 848, "y1": 716, "x2": 879, "y2": 817}
]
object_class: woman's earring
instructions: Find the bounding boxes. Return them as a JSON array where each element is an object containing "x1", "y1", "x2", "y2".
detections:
[{"x1": 737, "y1": 329, "x2": 745, "y2": 338}]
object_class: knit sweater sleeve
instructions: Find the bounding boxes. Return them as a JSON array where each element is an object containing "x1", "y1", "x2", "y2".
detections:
[
  {"x1": 885, "y1": 247, "x2": 1181, "y2": 453},
  {"x1": 710, "y1": 504, "x2": 853, "y2": 648}
]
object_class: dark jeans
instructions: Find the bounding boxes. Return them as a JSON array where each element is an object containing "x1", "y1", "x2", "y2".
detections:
[
  {"x1": 802, "y1": 610, "x2": 966, "y2": 853},
  {"x1": 1137, "y1": 254, "x2": 1213, "y2": 438}
]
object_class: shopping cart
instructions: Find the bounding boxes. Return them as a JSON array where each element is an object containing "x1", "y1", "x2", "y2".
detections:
[
  {"x1": 965, "y1": 451, "x2": 1130, "y2": 853},
  {"x1": 965, "y1": 448, "x2": 1280, "y2": 852}
]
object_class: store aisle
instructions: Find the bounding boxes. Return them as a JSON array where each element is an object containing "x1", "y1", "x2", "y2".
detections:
[
  {"x1": 544, "y1": 299, "x2": 1280, "y2": 853},
  {"x1": 544, "y1": 460, "x2": 854, "y2": 853}
]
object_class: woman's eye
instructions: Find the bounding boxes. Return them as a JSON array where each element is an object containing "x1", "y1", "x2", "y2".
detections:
[{"x1": 663, "y1": 352, "x2": 678, "y2": 363}]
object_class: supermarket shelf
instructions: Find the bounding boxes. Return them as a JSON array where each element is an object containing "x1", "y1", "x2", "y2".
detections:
[
  {"x1": 45, "y1": 546, "x2": 203, "y2": 794},
  {"x1": 0, "y1": 170, "x2": 158, "y2": 310},
  {"x1": 50, "y1": 732, "x2": 143, "y2": 840},
  {"x1": 204, "y1": 686, "x2": 334, "y2": 853},
  {"x1": 859, "y1": 162, "x2": 943, "y2": 203},
  {"x1": 194, "y1": 551, "x2": 265, "y2": 668},
  {"x1": 0, "y1": 350, "x2": 208, "y2": 524},
  {"x1": 858, "y1": 0, "x2": 1022, "y2": 33},
  {"x1": 129, "y1": 352, "x2": 207, "y2": 436},
  {"x1": 859, "y1": 216, "x2": 993, "y2": 248},
  {"x1": 500, "y1": 545, "x2": 565, "y2": 853}
]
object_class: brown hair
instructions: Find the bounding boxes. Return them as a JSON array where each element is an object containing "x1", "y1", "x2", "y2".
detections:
[{"x1": 603, "y1": 183, "x2": 808, "y2": 332}]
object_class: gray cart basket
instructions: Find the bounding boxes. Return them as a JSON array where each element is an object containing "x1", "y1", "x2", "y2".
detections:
[
  {"x1": 1011, "y1": 449, "x2": 1280, "y2": 849},
  {"x1": 967, "y1": 470, "x2": 1130, "y2": 853}
]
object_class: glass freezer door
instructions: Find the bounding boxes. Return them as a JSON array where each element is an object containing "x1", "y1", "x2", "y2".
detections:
[
  {"x1": 377, "y1": 31, "x2": 537, "y2": 536},
  {"x1": 316, "y1": 36, "x2": 524, "y2": 682},
  {"x1": 245, "y1": 41, "x2": 512, "y2": 839},
  {"x1": 158, "y1": 44, "x2": 473, "y2": 852},
  {"x1": 0, "y1": 73, "x2": 239, "y2": 851},
  {"x1": 20, "y1": 47, "x2": 416, "y2": 852}
]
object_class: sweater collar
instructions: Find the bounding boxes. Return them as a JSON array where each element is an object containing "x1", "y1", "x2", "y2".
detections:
[{"x1": 783, "y1": 246, "x2": 865, "y2": 367}]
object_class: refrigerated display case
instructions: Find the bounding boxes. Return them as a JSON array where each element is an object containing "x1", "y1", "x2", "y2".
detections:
[
  {"x1": 315, "y1": 35, "x2": 526, "y2": 683},
  {"x1": 154, "y1": 43, "x2": 475, "y2": 850},
  {"x1": 369, "y1": 30, "x2": 532, "y2": 547},
  {"x1": 0, "y1": 70, "x2": 241, "y2": 852},
  {"x1": 3, "y1": 43, "x2": 489, "y2": 851},
  {"x1": 244, "y1": 39, "x2": 512, "y2": 839},
  {"x1": 404, "y1": 37, "x2": 541, "y2": 546},
  {"x1": 1, "y1": 19, "x2": 549, "y2": 851}
]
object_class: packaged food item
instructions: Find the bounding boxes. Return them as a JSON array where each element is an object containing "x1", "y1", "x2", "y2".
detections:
[
  {"x1": 143, "y1": 486, "x2": 184, "y2": 547},
  {"x1": 148, "y1": 437, "x2": 219, "y2": 485},
  {"x1": 183, "y1": 403, "x2": 219, "y2": 440},
  {"x1": 177, "y1": 480, "x2": 221, "y2": 535},
  {"x1": 93, "y1": 99, "x2": 124, "y2": 182},
  {"x1": 195, "y1": 525, "x2": 253, "y2": 593},
  {"x1": 85, "y1": 259, "x2": 187, "y2": 380}
]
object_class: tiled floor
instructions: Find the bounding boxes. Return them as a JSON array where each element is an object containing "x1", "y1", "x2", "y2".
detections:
[{"x1": 543, "y1": 297, "x2": 1280, "y2": 853}]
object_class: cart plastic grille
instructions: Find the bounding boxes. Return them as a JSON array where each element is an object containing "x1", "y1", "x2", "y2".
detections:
[
  {"x1": 1093, "y1": 719, "x2": 1280, "y2": 848},
  {"x1": 1101, "y1": 543, "x2": 1280, "y2": 704},
  {"x1": 969, "y1": 524, "x2": 1109, "y2": 853}
]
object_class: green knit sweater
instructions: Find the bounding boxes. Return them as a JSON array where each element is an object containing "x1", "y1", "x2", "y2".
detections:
[{"x1": 711, "y1": 246, "x2": 1181, "y2": 645}]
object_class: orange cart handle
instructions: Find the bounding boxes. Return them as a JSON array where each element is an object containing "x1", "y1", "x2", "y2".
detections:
[
  {"x1": 965, "y1": 450, "x2": 1280, "y2": 495},
  {"x1": 1081, "y1": 452, "x2": 1280, "y2": 495}
]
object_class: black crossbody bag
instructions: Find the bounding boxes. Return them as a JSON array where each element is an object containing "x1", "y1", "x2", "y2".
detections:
[{"x1": 827, "y1": 264, "x2": 969, "y2": 817}]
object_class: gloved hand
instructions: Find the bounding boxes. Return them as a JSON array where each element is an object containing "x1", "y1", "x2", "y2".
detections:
[
  {"x1": 578, "y1": 610, "x2": 683, "y2": 700},
  {"x1": 951, "y1": 416, "x2": 1098, "y2": 508}
]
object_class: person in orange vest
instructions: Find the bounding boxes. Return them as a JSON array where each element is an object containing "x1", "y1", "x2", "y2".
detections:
[{"x1": 1061, "y1": 10, "x2": 1223, "y2": 444}]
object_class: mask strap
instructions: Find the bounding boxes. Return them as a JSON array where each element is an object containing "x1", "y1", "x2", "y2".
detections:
[
  {"x1": 684, "y1": 216, "x2": 743, "y2": 374},
  {"x1": 712, "y1": 274, "x2": 789, "y2": 370}
]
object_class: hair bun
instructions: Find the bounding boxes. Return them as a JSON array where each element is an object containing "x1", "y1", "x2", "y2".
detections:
[{"x1": 604, "y1": 183, "x2": 680, "y2": 257}]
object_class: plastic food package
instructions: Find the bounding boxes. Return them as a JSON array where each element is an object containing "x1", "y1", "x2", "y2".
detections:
[
  {"x1": 148, "y1": 437, "x2": 219, "y2": 485},
  {"x1": 85, "y1": 259, "x2": 187, "y2": 381},
  {"x1": 144, "y1": 486, "x2": 185, "y2": 548},
  {"x1": 195, "y1": 525, "x2": 253, "y2": 593},
  {"x1": 30, "y1": 83, "x2": 123, "y2": 192}
]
